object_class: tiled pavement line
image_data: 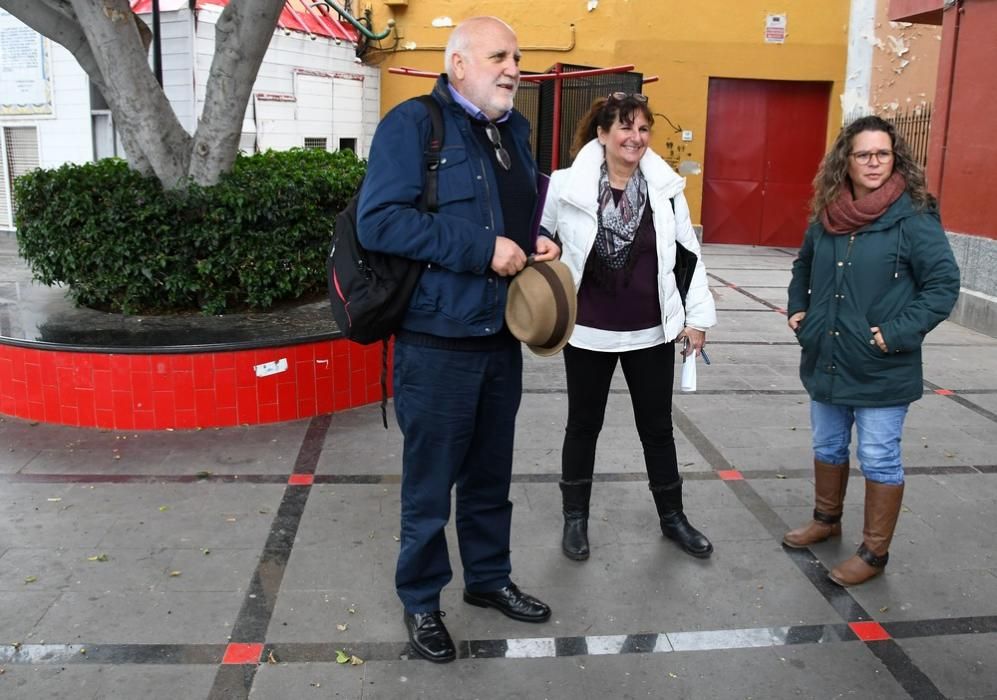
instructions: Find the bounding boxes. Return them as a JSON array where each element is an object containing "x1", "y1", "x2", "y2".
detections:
[
  {"x1": 923, "y1": 379, "x2": 997, "y2": 422},
  {"x1": 5, "y1": 275, "x2": 995, "y2": 697},
  {"x1": 679, "y1": 269, "x2": 997, "y2": 699},
  {"x1": 3, "y1": 464, "x2": 994, "y2": 487},
  {"x1": 708, "y1": 271, "x2": 790, "y2": 314},
  {"x1": 1, "y1": 432, "x2": 994, "y2": 699},
  {"x1": 204, "y1": 413, "x2": 331, "y2": 700},
  {"x1": 4, "y1": 614, "x2": 995, "y2": 666},
  {"x1": 672, "y1": 404, "x2": 946, "y2": 700}
]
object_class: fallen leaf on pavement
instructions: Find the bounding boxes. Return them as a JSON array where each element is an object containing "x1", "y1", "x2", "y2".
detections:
[{"x1": 86, "y1": 554, "x2": 109, "y2": 562}]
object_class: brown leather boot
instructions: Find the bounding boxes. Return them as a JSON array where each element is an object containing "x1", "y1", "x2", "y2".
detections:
[
  {"x1": 829, "y1": 480, "x2": 904, "y2": 587},
  {"x1": 783, "y1": 459, "x2": 850, "y2": 548}
]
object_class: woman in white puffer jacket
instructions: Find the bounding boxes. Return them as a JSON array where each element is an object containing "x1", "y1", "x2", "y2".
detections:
[{"x1": 539, "y1": 93, "x2": 716, "y2": 562}]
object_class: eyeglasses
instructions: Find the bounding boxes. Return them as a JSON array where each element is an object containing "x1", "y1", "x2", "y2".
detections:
[
  {"x1": 850, "y1": 149, "x2": 894, "y2": 165},
  {"x1": 484, "y1": 122, "x2": 511, "y2": 171},
  {"x1": 607, "y1": 92, "x2": 648, "y2": 104}
]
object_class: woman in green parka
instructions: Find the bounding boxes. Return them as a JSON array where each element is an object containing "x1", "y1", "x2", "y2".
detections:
[{"x1": 783, "y1": 115, "x2": 959, "y2": 587}]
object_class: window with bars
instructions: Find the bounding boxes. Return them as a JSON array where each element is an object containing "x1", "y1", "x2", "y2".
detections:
[
  {"x1": 303, "y1": 137, "x2": 328, "y2": 151},
  {"x1": 1, "y1": 126, "x2": 40, "y2": 229}
]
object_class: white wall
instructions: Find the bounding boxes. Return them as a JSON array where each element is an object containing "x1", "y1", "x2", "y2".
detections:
[
  {"x1": 2, "y1": 3, "x2": 379, "y2": 177},
  {"x1": 0, "y1": 40, "x2": 93, "y2": 170},
  {"x1": 193, "y1": 5, "x2": 380, "y2": 156},
  {"x1": 152, "y1": 8, "x2": 197, "y2": 133},
  {"x1": 0, "y1": 29, "x2": 93, "y2": 228}
]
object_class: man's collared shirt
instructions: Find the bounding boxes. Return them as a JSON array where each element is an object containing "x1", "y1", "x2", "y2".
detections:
[{"x1": 447, "y1": 83, "x2": 512, "y2": 123}]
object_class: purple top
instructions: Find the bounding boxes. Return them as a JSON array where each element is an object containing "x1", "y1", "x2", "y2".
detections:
[{"x1": 576, "y1": 194, "x2": 661, "y2": 332}]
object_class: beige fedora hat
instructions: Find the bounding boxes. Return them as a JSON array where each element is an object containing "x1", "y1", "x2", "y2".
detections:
[{"x1": 505, "y1": 260, "x2": 577, "y2": 357}]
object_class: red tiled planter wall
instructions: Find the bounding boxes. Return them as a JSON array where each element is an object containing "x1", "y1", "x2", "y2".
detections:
[{"x1": 0, "y1": 338, "x2": 393, "y2": 430}]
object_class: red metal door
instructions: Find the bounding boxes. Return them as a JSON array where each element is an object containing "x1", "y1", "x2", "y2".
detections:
[{"x1": 702, "y1": 78, "x2": 830, "y2": 247}]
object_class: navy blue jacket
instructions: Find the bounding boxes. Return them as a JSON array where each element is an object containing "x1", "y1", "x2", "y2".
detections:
[
  {"x1": 788, "y1": 193, "x2": 959, "y2": 406},
  {"x1": 357, "y1": 76, "x2": 538, "y2": 338}
]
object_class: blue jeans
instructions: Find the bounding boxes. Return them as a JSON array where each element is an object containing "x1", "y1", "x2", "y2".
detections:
[
  {"x1": 393, "y1": 339, "x2": 522, "y2": 614},
  {"x1": 810, "y1": 401, "x2": 909, "y2": 485}
]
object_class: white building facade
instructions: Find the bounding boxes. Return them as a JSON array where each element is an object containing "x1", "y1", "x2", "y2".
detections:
[{"x1": 0, "y1": 0, "x2": 381, "y2": 230}]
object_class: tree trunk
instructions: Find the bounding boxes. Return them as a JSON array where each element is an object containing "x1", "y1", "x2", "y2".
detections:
[
  {"x1": 69, "y1": 0, "x2": 193, "y2": 188},
  {"x1": 188, "y1": 0, "x2": 286, "y2": 185},
  {"x1": 1, "y1": 0, "x2": 287, "y2": 188}
]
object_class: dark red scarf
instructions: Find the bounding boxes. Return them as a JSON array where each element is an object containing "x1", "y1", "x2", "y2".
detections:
[{"x1": 821, "y1": 172, "x2": 906, "y2": 235}]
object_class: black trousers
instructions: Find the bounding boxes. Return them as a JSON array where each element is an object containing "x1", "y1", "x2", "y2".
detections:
[{"x1": 561, "y1": 341, "x2": 680, "y2": 488}]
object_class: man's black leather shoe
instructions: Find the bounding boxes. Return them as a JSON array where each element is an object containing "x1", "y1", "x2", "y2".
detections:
[
  {"x1": 403, "y1": 611, "x2": 456, "y2": 663},
  {"x1": 463, "y1": 583, "x2": 551, "y2": 623}
]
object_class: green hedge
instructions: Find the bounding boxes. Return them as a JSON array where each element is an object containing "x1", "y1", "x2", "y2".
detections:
[{"x1": 13, "y1": 148, "x2": 365, "y2": 315}]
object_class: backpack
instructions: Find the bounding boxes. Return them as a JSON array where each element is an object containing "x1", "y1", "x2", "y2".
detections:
[
  {"x1": 327, "y1": 94, "x2": 444, "y2": 344},
  {"x1": 326, "y1": 95, "x2": 444, "y2": 427}
]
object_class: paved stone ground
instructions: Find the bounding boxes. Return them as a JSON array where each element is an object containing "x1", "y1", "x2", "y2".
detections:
[{"x1": 1, "y1": 244, "x2": 995, "y2": 699}]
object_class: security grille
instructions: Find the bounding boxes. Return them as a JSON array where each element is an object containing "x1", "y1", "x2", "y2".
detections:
[
  {"x1": 2, "y1": 126, "x2": 40, "y2": 228},
  {"x1": 516, "y1": 64, "x2": 643, "y2": 175},
  {"x1": 304, "y1": 137, "x2": 328, "y2": 150}
]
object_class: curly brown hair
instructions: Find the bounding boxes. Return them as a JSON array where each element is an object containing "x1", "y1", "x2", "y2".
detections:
[
  {"x1": 810, "y1": 115, "x2": 935, "y2": 221},
  {"x1": 569, "y1": 94, "x2": 655, "y2": 161}
]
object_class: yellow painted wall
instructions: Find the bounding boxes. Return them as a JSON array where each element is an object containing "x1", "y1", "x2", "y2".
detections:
[{"x1": 365, "y1": 1, "x2": 851, "y2": 222}]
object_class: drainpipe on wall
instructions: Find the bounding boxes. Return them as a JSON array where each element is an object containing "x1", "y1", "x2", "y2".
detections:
[
  {"x1": 843, "y1": 0, "x2": 877, "y2": 120},
  {"x1": 934, "y1": 0, "x2": 963, "y2": 207}
]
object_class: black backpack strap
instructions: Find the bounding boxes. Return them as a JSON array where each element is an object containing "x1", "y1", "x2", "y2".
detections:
[
  {"x1": 380, "y1": 339, "x2": 389, "y2": 429},
  {"x1": 411, "y1": 94, "x2": 444, "y2": 213},
  {"x1": 377, "y1": 95, "x2": 445, "y2": 429}
]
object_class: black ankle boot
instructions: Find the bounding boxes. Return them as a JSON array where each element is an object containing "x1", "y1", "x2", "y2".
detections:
[
  {"x1": 651, "y1": 480, "x2": 713, "y2": 559},
  {"x1": 560, "y1": 479, "x2": 592, "y2": 561}
]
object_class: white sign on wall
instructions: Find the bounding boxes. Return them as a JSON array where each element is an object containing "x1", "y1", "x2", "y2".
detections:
[
  {"x1": 765, "y1": 14, "x2": 787, "y2": 44},
  {"x1": 0, "y1": 10, "x2": 54, "y2": 115}
]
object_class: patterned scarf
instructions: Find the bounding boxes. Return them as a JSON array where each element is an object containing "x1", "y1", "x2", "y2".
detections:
[
  {"x1": 821, "y1": 171, "x2": 907, "y2": 235},
  {"x1": 594, "y1": 163, "x2": 648, "y2": 269}
]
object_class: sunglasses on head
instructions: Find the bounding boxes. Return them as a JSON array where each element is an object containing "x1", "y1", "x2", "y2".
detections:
[{"x1": 607, "y1": 92, "x2": 648, "y2": 104}]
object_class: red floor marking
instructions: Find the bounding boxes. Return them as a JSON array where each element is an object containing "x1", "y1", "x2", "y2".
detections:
[
  {"x1": 222, "y1": 643, "x2": 263, "y2": 664},
  {"x1": 849, "y1": 621, "x2": 891, "y2": 642},
  {"x1": 288, "y1": 474, "x2": 315, "y2": 486},
  {"x1": 717, "y1": 470, "x2": 744, "y2": 481},
  {"x1": 933, "y1": 389, "x2": 954, "y2": 396}
]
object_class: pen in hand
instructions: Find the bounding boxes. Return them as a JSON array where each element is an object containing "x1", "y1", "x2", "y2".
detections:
[{"x1": 682, "y1": 337, "x2": 711, "y2": 365}]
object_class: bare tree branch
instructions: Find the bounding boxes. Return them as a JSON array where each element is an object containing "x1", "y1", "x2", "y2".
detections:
[
  {"x1": 4, "y1": 0, "x2": 287, "y2": 187},
  {"x1": 188, "y1": 0, "x2": 285, "y2": 185},
  {"x1": 68, "y1": 0, "x2": 192, "y2": 187}
]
